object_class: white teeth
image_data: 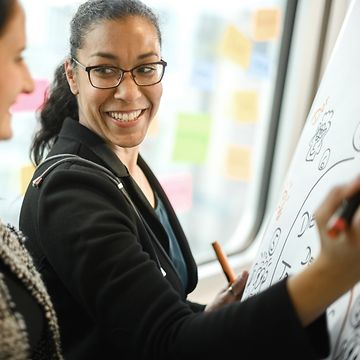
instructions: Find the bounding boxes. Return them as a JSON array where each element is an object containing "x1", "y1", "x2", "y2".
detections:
[{"x1": 108, "y1": 110, "x2": 142, "y2": 122}]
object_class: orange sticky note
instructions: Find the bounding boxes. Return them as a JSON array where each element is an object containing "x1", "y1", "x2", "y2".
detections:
[
  {"x1": 12, "y1": 79, "x2": 49, "y2": 112},
  {"x1": 224, "y1": 145, "x2": 252, "y2": 181},
  {"x1": 147, "y1": 114, "x2": 160, "y2": 137},
  {"x1": 230, "y1": 91, "x2": 259, "y2": 123},
  {"x1": 219, "y1": 25, "x2": 252, "y2": 69},
  {"x1": 252, "y1": 8, "x2": 281, "y2": 41},
  {"x1": 20, "y1": 163, "x2": 35, "y2": 194}
]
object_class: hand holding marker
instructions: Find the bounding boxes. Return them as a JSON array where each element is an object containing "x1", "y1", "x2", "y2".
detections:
[{"x1": 327, "y1": 190, "x2": 360, "y2": 238}]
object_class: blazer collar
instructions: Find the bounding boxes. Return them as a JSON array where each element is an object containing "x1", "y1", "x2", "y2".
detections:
[{"x1": 58, "y1": 118, "x2": 129, "y2": 178}]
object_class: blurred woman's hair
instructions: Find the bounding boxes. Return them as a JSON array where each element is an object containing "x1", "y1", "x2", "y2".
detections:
[{"x1": 0, "y1": 0, "x2": 15, "y2": 36}]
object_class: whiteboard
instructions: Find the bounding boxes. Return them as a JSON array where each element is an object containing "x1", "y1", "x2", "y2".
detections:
[{"x1": 242, "y1": 0, "x2": 360, "y2": 358}]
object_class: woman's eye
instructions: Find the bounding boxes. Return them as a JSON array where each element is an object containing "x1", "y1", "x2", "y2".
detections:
[
  {"x1": 93, "y1": 67, "x2": 117, "y2": 76},
  {"x1": 136, "y1": 66, "x2": 156, "y2": 75}
]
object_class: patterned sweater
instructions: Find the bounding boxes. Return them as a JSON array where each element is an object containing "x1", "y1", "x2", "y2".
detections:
[{"x1": 0, "y1": 220, "x2": 62, "y2": 359}]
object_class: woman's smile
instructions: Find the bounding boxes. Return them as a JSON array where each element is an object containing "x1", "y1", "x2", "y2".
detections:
[{"x1": 106, "y1": 108, "x2": 146, "y2": 128}]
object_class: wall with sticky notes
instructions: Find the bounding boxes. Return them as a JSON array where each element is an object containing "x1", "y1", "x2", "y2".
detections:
[{"x1": 140, "y1": 0, "x2": 289, "y2": 262}]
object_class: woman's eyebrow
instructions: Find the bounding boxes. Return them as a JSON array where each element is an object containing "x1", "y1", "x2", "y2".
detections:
[
  {"x1": 89, "y1": 52, "x2": 118, "y2": 60},
  {"x1": 137, "y1": 52, "x2": 159, "y2": 60},
  {"x1": 89, "y1": 51, "x2": 159, "y2": 61}
]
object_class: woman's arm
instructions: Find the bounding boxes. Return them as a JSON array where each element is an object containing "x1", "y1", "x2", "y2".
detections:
[{"x1": 288, "y1": 175, "x2": 360, "y2": 326}]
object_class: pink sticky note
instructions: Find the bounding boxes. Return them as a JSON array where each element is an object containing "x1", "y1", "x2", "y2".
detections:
[
  {"x1": 159, "y1": 172, "x2": 192, "y2": 213},
  {"x1": 11, "y1": 79, "x2": 49, "y2": 112}
]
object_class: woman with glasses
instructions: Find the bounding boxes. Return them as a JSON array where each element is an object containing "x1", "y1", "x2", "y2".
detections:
[
  {"x1": 19, "y1": 0, "x2": 360, "y2": 359},
  {"x1": 0, "y1": 0, "x2": 62, "y2": 358}
]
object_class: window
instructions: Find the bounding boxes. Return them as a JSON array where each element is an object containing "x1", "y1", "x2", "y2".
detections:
[{"x1": 0, "y1": 0, "x2": 291, "y2": 264}]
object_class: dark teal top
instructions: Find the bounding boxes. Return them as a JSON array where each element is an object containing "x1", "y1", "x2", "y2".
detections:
[{"x1": 154, "y1": 193, "x2": 188, "y2": 290}]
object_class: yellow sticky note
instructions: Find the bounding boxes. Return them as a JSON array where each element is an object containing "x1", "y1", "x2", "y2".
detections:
[
  {"x1": 172, "y1": 113, "x2": 212, "y2": 164},
  {"x1": 218, "y1": 25, "x2": 252, "y2": 69},
  {"x1": 224, "y1": 145, "x2": 252, "y2": 181},
  {"x1": 147, "y1": 114, "x2": 160, "y2": 137},
  {"x1": 252, "y1": 8, "x2": 281, "y2": 41},
  {"x1": 20, "y1": 163, "x2": 35, "y2": 194},
  {"x1": 230, "y1": 91, "x2": 259, "y2": 123}
]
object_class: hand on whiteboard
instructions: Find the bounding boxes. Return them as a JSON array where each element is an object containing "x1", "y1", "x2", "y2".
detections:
[
  {"x1": 315, "y1": 175, "x2": 360, "y2": 283},
  {"x1": 204, "y1": 270, "x2": 249, "y2": 312},
  {"x1": 288, "y1": 176, "x2": 360, "y2": 327}
]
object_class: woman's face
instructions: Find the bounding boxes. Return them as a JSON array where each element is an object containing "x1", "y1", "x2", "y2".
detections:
[
  {"x1": 66, "y1": 16, "x2": 163, "y2": 150},
  {"x1": 0, "y1": 1, "x2": 34, "y2": 139}
]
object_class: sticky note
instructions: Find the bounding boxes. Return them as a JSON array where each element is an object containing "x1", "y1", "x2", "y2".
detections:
[
  {"x1": 159, "y1": 172, "x2": 192, "y2": 213},
  {"x1": 252, "y1": 8, "x2": 281, "y2": 41},
  {"x1": 224, "y1": 145, "x2": 252, "y2": 181},
  {"x1": 147, "y1": 114, "x2": 160, "y2": 137},
  {"x1": 20, "y1": 163, "x2": 35, "y2": 194},
  {"x1": 218, "y1": 25, "x2": 252, "y2": 69},
  {"x1": 172, "y1": 113, "x2": 212, "y2": 164},
  {"x1": 230, "y1": 91, "x2": 259, "y2": 123},
  {"x1": 190, "y1": 61, "x2": 216, "y2": 91},
  {"x1": 11, "y1": 79, "x2": 49, "y2": 112}
]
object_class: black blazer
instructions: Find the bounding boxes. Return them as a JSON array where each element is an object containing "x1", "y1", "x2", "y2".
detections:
[{"x1": 20, "y1": 118, "x2": 329, "y2": 360}]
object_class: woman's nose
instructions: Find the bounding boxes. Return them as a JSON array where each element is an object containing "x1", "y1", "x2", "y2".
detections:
[
  {"x1": 113, "y1": 72, "x2": 142, "y2": 102},
  {"x1": 22, "y1": 64, "x2": 35, "y2": 94}
]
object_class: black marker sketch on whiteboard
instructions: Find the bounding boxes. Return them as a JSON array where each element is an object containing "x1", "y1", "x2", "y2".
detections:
[
  {"x1": 319, "y1": 148, "x2": 331, "y2": 170},
  {"x1": 350, "y1": 296, "x2": 360, "y2": 329},
  {"x1": 246, "y1": 253, "x2": 270, "y2": 297},
  {"x1": 300, "y1": 246, "x2": 314, "y2": 266},
  {"x1": 334, "y1": 333, "x2": 360, "y2": 360},
  {"x1": 268, "y1": 227, "x2": 281, "y2": 256},
  {"x1": 270, "y1": 156, "x2": 354, "y2": 287},
  {"x1": 306, "y1": 110, "x2": 334, "y2": 162},
  {"x1": 278, "y1": 260, "x2": 291, "y2": 281},
  {"x1": 328, "y1": 308, "x2": 336, "y2": 319},
  {"x1": 333, "y1": 289, "x2": 355, "y2": 359},
  {"x1": 246, "y1": 228, "x2": 281, "y2": 296},
  {"x1": 297, "y1": 211, "x2": 316, "y2": 238},
  {"x1": 244, "y1": 158, "x2": 355, "y2": 299},
  {"x1": 352, "y1": 121, "x2": 360, "y2": 151}
]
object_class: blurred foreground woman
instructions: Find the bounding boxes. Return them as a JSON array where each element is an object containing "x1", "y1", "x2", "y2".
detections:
[{"x1": 0, "y1": 0, "x2": 62, "y2": 358}]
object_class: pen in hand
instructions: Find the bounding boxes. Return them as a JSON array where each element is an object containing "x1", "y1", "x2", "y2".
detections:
[
  {"x1": 211, "y1": 241, "x2": 236, "y2": 284},
  {"x1": 326, "y1": 190, "x2": 360, "y2": 238}
]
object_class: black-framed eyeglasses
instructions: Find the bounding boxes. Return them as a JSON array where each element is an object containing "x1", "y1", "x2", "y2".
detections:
[{"x1": 71, "y1": 58, "x2": 167, "y2": 89}]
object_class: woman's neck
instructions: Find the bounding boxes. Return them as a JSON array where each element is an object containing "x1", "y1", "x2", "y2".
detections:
[
  {"x1": 112, "y1": 145, "x2": 139, "y2": 175},
  {"x1": 112, "y1": 145, "x2": 155, "y2": 207}
]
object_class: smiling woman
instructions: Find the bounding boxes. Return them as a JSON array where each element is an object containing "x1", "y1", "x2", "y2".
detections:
[
  {"x1": 0, "y1": 0, "x2": 62, "y2": 358},
  {"x1": 65, "y1": 15, "x2": 164, "y2": 159}
]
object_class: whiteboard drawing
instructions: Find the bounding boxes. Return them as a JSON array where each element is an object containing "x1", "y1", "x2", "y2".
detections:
[{"x1": 242, "y1": 1, "x2": 360, "y2": 358}]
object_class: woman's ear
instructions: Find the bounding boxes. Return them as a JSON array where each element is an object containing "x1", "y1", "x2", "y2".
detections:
[{"x1": 64, "y1": 59, "x2": 79, "y2": 95}]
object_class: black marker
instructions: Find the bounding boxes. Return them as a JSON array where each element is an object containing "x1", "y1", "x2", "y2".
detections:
[{"x1": 326, "y1": 190, "x2": 360, "y2": 238}]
